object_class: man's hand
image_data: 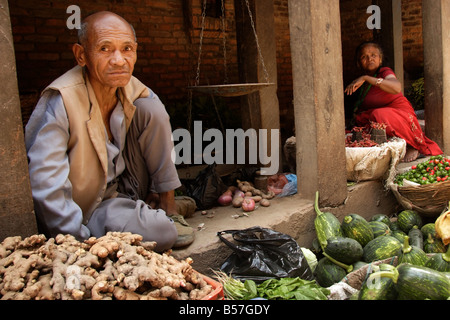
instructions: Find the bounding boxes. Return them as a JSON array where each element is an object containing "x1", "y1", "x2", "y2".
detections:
[{"x1": 146, "y1": 190, "x2": 178, "y2": 216}]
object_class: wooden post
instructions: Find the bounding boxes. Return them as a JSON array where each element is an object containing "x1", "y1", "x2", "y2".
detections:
[
  {"x1": 0, "y1": 0, "x2": 37, "y2": 240},
  {"x1": 288, "y1": 0, "x2": 347, "y2": 205},
  {"x1": 423, "y1": 0, "x2": 450, "y2": 152}
]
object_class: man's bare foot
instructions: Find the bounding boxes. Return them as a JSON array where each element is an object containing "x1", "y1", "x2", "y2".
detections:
[{"x1": 403, "y1": 147, "x2": 419, "y2": 162}]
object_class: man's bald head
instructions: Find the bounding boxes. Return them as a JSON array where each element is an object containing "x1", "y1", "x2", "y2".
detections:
[{"x1": 77, "y1": 11, "x2": 136, "y2": 47}]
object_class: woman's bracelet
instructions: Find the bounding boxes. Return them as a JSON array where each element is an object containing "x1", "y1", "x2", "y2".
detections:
[{"x1": 376, "y1": 78, "x2": 384, "y2": 86}]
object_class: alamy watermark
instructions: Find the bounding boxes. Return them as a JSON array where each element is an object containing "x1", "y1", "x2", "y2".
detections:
[
  {"x1": 172, "y1": 121, "x2": 280, "y2": 176},
  {"x1": 66, "y1": 5, "x2": 81, "y2": 30},
  {"x1": 65, "y1": 265, "x2": 81, "y2": 290},
  {"x1": 367, "y1": 5, "x2": 381, "y2": 30}
]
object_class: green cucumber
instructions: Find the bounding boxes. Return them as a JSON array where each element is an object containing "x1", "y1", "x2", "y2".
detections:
[
  {"x1": 425, "y1": 245, "x2": 450, "y2": 272},
  {"x1": 423, "y1": 233, "x2": 447, "y2": 254},
  {"x1": 369, "y1": 220, "x2": 391, "y2": 238},
  {"x1": 408, "y1": 226, "x2": 423, "y2": 250},
  {"x1": 324, "y1": 236, "x2": 363, "y2": 265},
  {"x1": 341, "y1": 213, "x2": 374, "y2": 247},
  {"x1": 314, "y1": 191, "x2": 343, "y2": 250},
  {"x1": 314, "y1": 257, "x2": 347, "y2": 288},
  {"x1": 372, "y1": 264, "x2": 450, "y2": 300},
  {"x1": 362, "y1": 235, "x2": 402, "y2": 263},
  {"x1": 397, "y1": 236, "x2": 428, "y2": 266},
  {"x1": 397, "y1": 210, "x2": 423, "y2": 233}
]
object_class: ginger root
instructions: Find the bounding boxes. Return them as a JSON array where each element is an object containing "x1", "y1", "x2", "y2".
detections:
[{"x1": 0, "y1": 232, "x2": 213, "y2": 300}]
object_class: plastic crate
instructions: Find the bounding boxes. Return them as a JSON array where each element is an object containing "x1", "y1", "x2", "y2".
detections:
[{"x1": 201, "y1": 274, "x2": 224, "y2": 300}]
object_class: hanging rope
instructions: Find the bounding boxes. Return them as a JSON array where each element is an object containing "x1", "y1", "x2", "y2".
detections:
[
  {"x1": 220, "y1": 0, "x2": 229, "y2": 84},
  {"x1": 244, "y1": 0, "x2": 270, "y2": 83},
  {"x1": 194, "y1": 0, "x2": 208, "y2": 87}
]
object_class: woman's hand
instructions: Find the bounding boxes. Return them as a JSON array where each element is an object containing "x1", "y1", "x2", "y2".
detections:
[{"x1": 345, "y1": 76, "x2": 366, "y2": 95}]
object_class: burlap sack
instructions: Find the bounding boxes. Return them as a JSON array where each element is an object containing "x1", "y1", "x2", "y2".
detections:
[{"x1": 346, "y1": 138, "x2": 406, "y2": 182}]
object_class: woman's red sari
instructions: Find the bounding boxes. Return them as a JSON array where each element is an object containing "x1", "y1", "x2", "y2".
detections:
[{"x1": 355, "y1": 67, "x2": 442, "y2": 156}]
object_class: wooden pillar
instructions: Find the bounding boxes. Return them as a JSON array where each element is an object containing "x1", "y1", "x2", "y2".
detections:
[
  {"x1": 0, "y1": 0, "x2": 37, "y2": 240},
  {"x1": 422, "y1": 0, "x2": 450, "y2": 152},
  {"x1": 288, "y1": 0, "x2": 347, "y2": 205},
  {"x1": 235, "y1": 0, "x2": 281, "y2": 174}
]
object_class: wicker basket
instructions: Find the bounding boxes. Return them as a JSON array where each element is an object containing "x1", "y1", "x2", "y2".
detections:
[{"x1": 389, "y1": 180, "x2": 450, "y2": 217}]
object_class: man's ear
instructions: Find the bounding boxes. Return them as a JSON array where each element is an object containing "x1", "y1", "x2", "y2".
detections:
[{"x1": 72, "y1": 43, "x2": 86, "y2": 67}]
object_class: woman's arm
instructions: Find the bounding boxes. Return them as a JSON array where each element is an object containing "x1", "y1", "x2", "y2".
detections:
[{"x1": 345, "y1": 74, "x2": 402, "y2": 95}]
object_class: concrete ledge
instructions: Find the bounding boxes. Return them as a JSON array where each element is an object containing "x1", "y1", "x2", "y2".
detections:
[{"x1": 172, "y1": 180, "x2": 398, "y2": 276}]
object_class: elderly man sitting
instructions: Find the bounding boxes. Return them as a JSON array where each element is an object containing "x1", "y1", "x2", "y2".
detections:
[{"x1": 25, "y1": 11, "x2": 194, "y2": 251}]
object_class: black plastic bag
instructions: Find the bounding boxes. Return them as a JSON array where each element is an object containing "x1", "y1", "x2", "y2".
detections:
[
  {"x1": 185, "y1": 164, "x2": 228, "y2": 210},
  {"x1": 217, "y1": 226, "x2": 314, "y2": 282}
]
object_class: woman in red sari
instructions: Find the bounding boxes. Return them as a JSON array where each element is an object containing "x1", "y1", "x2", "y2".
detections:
[{"x1": 345, "y1": 41, "x2": 442, "y2": 162}]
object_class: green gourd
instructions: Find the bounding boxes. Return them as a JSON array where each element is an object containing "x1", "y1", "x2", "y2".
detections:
[
  {"x1": 362, "y1": 236, "x2": 402, "y2": 263},
  {"x1": 397, "y1": 236, "x2": 428, "y2": 266},
  {"x1": 373, "y1": 264, "x2": 450, "y2": 300},
  {"x1": 423, "y1": 233, "x2": 446, "y2": 254},
  {"x1": 314, "y1": 191, "x2": 342, "y2": 251},
  {"x1": 397, "y1": 210, "x2": 423, "y2": 233},
  {"x1": 425, "y1": 245, "x2": 450, "y2": 272},
  {"x1": 341, "y1": 213, "x2": 374, "y2": 247},
  {"x1": 369, "y1": 221, "x2": 391, "y2": 238}
]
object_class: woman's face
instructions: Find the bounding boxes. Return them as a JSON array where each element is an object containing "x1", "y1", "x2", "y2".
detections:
[{"x1": 358, "y1": 45, "x2": 382, "y2": 74}]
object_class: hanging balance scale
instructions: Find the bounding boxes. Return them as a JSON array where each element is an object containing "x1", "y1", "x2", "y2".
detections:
[{"x1": 187, "y1": 0, "x2": 274, "y2": 97}]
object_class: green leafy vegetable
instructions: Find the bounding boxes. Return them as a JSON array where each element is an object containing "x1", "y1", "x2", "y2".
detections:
[
  {"x1": 214, "y1": 271, "x2": 330, "y2": 300},
  {"x1": 256, "y1": 277, "x2": 330, "y2": 300}
]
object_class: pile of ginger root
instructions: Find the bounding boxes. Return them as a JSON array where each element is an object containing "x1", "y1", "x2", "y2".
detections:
[{"x1": 0, "y1": 232, "x2": 214, "y2": 300}]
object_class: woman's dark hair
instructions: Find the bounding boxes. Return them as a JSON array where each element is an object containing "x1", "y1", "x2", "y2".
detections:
[{"x1": 355, "y1": 41, "x2": 384, "y2": 69}]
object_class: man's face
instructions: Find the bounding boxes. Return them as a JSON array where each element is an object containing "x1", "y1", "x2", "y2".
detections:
[{"x1": 79, "y1": 16, "x2": 137, "y2": 89}]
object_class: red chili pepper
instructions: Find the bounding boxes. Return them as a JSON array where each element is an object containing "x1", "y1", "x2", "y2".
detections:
[
  {"x1": 437, "y1": 177, "x2": 442, "y2": 182},
  {"x1": 411, "y1": 165, "x2": 417, "y2": 170},
  {"x1": 422, "y1": 177, "x2": 428, "y2": 181}
]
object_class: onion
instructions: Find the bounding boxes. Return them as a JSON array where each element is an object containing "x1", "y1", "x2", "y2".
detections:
[
  {"x1": 242, "y1": 198, "x2": 256, "y2": 212},
  {"x1": 218, "y1": 194, "x2": 232, "y2": 206},
  {"x1": 234, "y1": 190, "x2": 245, "y2": 199}
]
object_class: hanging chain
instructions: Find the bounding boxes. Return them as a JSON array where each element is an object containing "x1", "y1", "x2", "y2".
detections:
[
  {"x1": 244, "y1": 0, "x2": 270, "y2": 83},
  {"x1": 195, "y1": 0, "x2": 208, "y2": 87},
  {"x1": 189, "y1": 0, "x2": 208, "y2": 132},
  {"x1": 221, "y1": 0, "x2": 228, "y2": 84}
]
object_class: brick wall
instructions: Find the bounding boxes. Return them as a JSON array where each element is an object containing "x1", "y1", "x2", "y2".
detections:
[
  {"x1": 402, "y1": 0, "x2": 423, "y2": 81},
  {"x1": 273, "y1": 0, "x2": 294, "y2": 138},
  {"x1": 9, "y1": 0, "x2": 238, "y2": 99}
]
